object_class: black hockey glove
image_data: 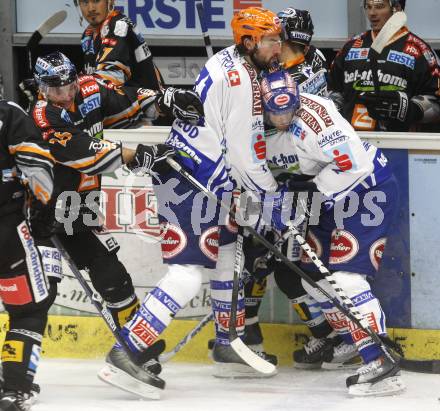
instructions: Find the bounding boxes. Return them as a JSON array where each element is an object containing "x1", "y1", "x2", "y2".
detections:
[
  {"x1": 156, "y1": 87, "x2": 204, "y2": 123},
  {"x1": 243, "y1": 231, "x2": 277, "y2": 280},
  {"x1": 359, "y1": 91, "x2": 423, "y2": 124},
  {"x1": 127, "y1": 143, "x2": 175, "y2": 175},
  {"x1": 27, "y1": 198, "x2": 63, "y2": 239}
]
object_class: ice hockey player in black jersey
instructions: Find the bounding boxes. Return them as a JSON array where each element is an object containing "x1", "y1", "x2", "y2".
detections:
[
  {"x1": 0, "y1": 100, "x2": 55, "y2": 411},
  {"x1": 328, "y1": 0, "x2": 440, "y2": 131},
  {"x1": 76, "y1": 0, "x2": 162, "y2": 91},
  {"x1": 27, "y1": 51, "x2": 202, "y2": 400}
]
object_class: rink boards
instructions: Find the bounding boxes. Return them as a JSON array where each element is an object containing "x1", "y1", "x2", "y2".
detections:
[{"x1": 0, "y1": 314, "x2": 439, "y2": 365}]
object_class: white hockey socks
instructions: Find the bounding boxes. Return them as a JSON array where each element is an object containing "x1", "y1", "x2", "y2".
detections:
[
  {"x1": 209, "y1": 243, "x2": 245, "y2": 346},
  {"x1": 302, "y1": 271, "x2": 386, "y2": 363},
  {"x1": 121, "y1": 264, "x2": 203, "y2": 352}
]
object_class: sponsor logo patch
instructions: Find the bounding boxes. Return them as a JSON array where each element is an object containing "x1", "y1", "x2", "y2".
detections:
[
  {"x1": 1, "y1": 340, "x2": 24, "y2": 362},
  {"x1": 387, "y1": 50, "x2": 415, "y2": 69},
  {"x1": 300, "y1": 96, "x2": 334, "y2": 127},
  {"x1": 345, "y1": 48, "x2": 369, "y2": 61},
  {"x1": 132, "y1": 317, "x2": 159, "y2": 346},
  {"x1": 369, "y1": 237, "x2": 387, "y2": 270},
  {"x1": 79, "y1": 94, "x2": 101, "y2": 117},
  {"x1": 80, "y1": 81, "x2": 99, "y2": 98},
  {"x1": 33, "y1": 101, "x2": 49, "y2": 128},
  {"x1": 251, "y1": 133, "x2": 266, "y2": 162},
  {"x1": 227, "y1": 70, "x2": 241, "y2": 87},
  {"x1": 199, "y1": 226, "x2": 219, "y2": 262},
  {"x1": 297, "y1": 108, "x2": 322, "y2": 134},
  {"x1": 329, "y1": 229, "x2": 359, "y2": 264},
  {"x1": 17, "y1": 222, "x2": 48, "y2": 303},
  {"x1": 0, "y1": 275, "x2": 32, "y2": 305},
  {"x1": 348, "y1": 312, "x2": 379, "y2": 343},
  {"x1": 318, "y1": 129, "x2": 348, "y2": 148},
  {"x1": 160, "y1": 224, "x2": 188, "y2": 259},
  {"x1": 403, "y1": 43, "x2": 421, "y2": 58},
  {"x1": 301, "y1": 230, "x2": 323, "y2": 264},
  {"x1": 243, "y1": 62, "x2": 262, "y2": 115}
]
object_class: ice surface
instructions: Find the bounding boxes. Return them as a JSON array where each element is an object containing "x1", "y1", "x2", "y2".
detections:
[{"x1": 33, "y1": 359, "x2": 440, "y2": 411}]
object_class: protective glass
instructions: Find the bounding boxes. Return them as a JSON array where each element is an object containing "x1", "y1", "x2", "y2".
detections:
[
  {"x1": 264, "y1": 109, "x2": 296, "y2": 129},
  {"x1": 41, "y1": 80, "x2": 78, "y2": 102}
]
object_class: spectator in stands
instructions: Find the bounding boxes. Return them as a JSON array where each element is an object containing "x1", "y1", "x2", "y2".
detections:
[{"x1": 328, "y1": 0, "x2": 440, "y2": 132}]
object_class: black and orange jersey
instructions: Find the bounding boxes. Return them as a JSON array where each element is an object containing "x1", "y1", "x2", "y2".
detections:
[
  {"x1": 81, "y1": 10, "x2": 162, "y2": 90},
  {"x1": 283, "y1": 45, "x2": 328, "y2": 96},
  {"x1": 31, "y1": 75, "x2": 158, "y2": 232},
  {"x1": 328, "y1": 28, "x2": 440, "y2": 131},
  {"x1": 0, "y1": 100, "x2": 54, "y2": 216}
]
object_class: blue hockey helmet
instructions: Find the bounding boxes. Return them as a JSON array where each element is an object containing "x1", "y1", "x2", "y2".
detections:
[
  {"x1": 34, "y1": 52, "x2": 77, "y2": 89},
  {"x1": 261, "y1": 69, "x2": 300, "y2": 129}
]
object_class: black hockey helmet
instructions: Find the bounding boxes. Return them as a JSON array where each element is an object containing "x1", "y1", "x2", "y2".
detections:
[
  {"x1": 277, "y1": 7, "x2": 314, "y2": 46},
  {"x1": 34, "y1": 52, "x2": 77, "y2": 89},
  {"x1": 362, "y1": 0, "x2": 406, "y2": 10}
]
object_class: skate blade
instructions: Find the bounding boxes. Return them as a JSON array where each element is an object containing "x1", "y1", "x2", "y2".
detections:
[
  {"x1": 348, "y1": 375, "x2": 406, "y2": 397},
  {"x1": 213, "y1": 362, "x2": 278, "y2": 379},
  {"x1": 98, "y1": 364, "x2": 162, "y2": 400},
  {"x1": 322, "y1": 358, "x2": 363, "y2": 371},
  {"x1": 293, "y1": 362, "x2": 323, "y2": 370}
]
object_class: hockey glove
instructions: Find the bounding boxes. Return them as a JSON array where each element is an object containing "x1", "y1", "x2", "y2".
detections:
[
  {"x1": 243, "y1": 231, "x2": 276, "y2": 279},
  {"x1": 156, "y1": 87, "x2": 204, "y2": 123},
  {"x1": 263, "y1": 183, "x2": 296, "y2": 232},
  {"x1": 27, "y1": 198, "x2": 63, "y2": 239},
  {"x1": 127, "y1": 143, "x2": 175, "y2": 175},
  {"x1": 359, "y1": 91, "x2": 423, "y2": 124}
]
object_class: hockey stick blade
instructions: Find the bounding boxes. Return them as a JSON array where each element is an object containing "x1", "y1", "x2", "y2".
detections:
[
  {"x1": 399, "y1": 358, "x2": 440, "y2": 374},
  {"x1": 230, "y1": 337, "x2": 277, "y2": 375},
  {"x1": 27, "y1": 10, "x2": 67, "y2": 49},
  {"x1": 371, "y1": 11, "x2": 407, "y2": 54},
  {"x1": 159, "y1": 312, "x2": 214, "y2": 363}
]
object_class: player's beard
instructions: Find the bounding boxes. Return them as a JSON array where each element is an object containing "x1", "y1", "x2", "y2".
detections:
[{"x1": 249, "y1": 47, "x2": 279, "y2": 71}]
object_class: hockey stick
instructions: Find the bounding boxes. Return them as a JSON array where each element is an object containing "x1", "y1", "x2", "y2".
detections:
[
  {"x1": 228, "y1": 225, "x2": 277, "y2": 373},
  {"x1": 284, "y1": 223, "x2": 440, "y2": 373},
  {"x1": 20, "y1": 10, "x2": 68, "y2": 110},
  {"x1": 26, "y1": 10, "x2": 68, "y2": 76},
  {"x1": 158, "y1": 312, "x2": 214, "y2": 363},
  {"x1": 196, "y1": 2, "x2": 214, "y2": 59},
  {"x1": 165, "y1": 159, "x2": 275, "y2": 374},
  {"x1": 165, "y1": 158, "x2": 398, "y2": 365},
  {"x1": 50, "y1": 235, "x2": 166, "y2": 388},
  {"x1": 369, "y1": 11, "x2": 407, "y2": 92},
  {"x1": 253, "y1": 192, "x2": 312, "y2": 269}
]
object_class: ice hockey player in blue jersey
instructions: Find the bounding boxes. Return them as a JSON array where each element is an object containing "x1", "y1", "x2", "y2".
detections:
[
  {"x1": 99, "y1": 7, "x2": 291, "y2": 394},
  {"x1": 259, "y1": 68, "x2": 406, "y2": 397},
  {"x1": 238, "y1": 7, "x2": 362, "y2": 371}
]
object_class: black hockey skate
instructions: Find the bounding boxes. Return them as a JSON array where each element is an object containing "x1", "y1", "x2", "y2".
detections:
[
  {"x1": 98, "y1": 342, "x2": 166, "y2": 400},
  {"x1": 293, "y1": 336, "x2": 334, "y2": 369},
  {"x1": 321, "y1": 340, "x2": 362, "y2": 370},
  {"x1": 346, "y1": 355, "x2": 406, "y2": 397},
  {"x1": 211, "y1": 342, "x2": 277, "y2": 378},
  {"x1": 0, "y1": 390, "x2": 32, "y2": 411},
  {"x1": 0, "y1": 364, "x2": 40, "y2": 407},
  {"x1": 208, "y1": 322, "x2": 278, "y2": 365}
]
